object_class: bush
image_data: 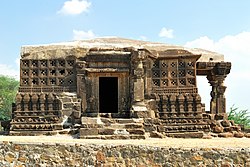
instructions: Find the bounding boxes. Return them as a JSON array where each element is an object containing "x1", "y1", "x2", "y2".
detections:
[
  {"x1": 228, "y1": 105, "x2": 250, "y2": 128},
  {"x1": 0, "y1": 75, "x2": 19, "y2": 121}
]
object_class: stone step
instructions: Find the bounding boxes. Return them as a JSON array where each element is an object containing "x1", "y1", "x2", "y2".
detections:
[
  {"x1": 80, "y1": 128, "x2": 145, "y2": 136},
  {"x1": 158, "y1": 125, "x2": 210, "y2": 133},
  {"x1": 100, "y1": 118, "x2": 144, "y2": 124},
  {"x1": 165, "y1": 131, "x2": 204, "y2": 138},
  {"x1": 80, "y1": 135, "x2": 146, "y2": 140},
  {"x1": 9, "y1": 130, "x2": 58, "y2": 136}
]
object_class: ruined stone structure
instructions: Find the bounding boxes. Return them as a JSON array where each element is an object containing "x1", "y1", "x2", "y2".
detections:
[{"x1": 10, "y1": 37, "x2": 233, "y2": 138}]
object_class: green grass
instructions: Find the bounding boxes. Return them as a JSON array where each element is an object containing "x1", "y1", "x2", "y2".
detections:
[{"x1": 228, "y1": 105, "x2": 250, "y2": 128}]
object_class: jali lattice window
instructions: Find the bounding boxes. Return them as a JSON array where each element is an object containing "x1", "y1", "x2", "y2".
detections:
[
  {"x1": 20, "y1": 59, "x2": 75, "y2": 87},
  {"x1": 152, "y1": 59, "x2": 196, "y2": 87}
]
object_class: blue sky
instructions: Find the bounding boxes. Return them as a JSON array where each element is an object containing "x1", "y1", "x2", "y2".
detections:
[{"x1": 0, "y1": 0, "x2": 250, "y2": 111}]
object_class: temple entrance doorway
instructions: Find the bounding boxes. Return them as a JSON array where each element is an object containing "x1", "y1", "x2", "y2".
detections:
[{"x1": 99, "y1": 77, "x2": 118, "y2": 113}]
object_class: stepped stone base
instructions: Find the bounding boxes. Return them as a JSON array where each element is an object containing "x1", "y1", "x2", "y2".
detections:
[{"x1": 80, "y1": 117, "x2": 146, "y2": 139}]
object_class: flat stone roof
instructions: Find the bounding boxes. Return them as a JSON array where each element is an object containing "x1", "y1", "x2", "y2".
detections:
[{"x1": 21, "y1": 37, "x2": 224, "y2": 62}]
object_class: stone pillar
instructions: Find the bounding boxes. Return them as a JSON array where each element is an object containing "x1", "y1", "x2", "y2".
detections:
[
  {"x1": 207, "y1": 62, "x2": 231, "y2": 119},
  {"x1": 207, "y1": 75, "x2": 217, "y2": 114},
  {"x1": 130, "y1": 50, "x2": 148, "y2": 118}
]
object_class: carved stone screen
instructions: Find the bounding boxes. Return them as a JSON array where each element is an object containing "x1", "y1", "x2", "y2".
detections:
[
  {"x1": 20, "y1": 59, "x2": 76, "y2": 92},
  {"x1": 152, "y1": 59, "x2": 196, "y2": 88}
]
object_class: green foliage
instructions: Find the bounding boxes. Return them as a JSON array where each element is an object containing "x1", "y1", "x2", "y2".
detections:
[
  {"x1": 0, "y1": 75, "x2": 19, "y2": 121},
  {"x1": 228, "y1": 105, "x2": 250, "y2": 128}
]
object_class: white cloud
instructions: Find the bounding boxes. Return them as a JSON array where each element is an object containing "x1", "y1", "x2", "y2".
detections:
[
  {"x1": 73, "y1": 29, "x2": 96, "y2": 40},
  {"x1": 159, "y1": 27, "x2": 174, "y2": 38},
  {"x1": 185, "y1": 36, "x2": 216, "y2": 51},
  {"x1": 185, "y1": 32, "x2": 250, "y2": 111},
  {"x1": 0, "y1": 64, "x2": 19, "y2": 80},
  {"x1": 58, "y1": 0, "x2": 91, "y2": 15}
]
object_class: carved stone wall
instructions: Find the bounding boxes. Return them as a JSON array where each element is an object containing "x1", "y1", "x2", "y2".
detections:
[
  {"x1": 11, "y1": 93, "x2": 62, "y2": 133},
  {"x1": 10, "y1": 38, "x2": 232, "y2": 136}
]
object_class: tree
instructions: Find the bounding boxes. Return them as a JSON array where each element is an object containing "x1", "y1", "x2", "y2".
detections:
[
  {"x1": 0, "y1": 75, "x2": 19, "y2": 120},
  {"x1": 228, "y1": 105, "x2": 250, "y2": 128}
]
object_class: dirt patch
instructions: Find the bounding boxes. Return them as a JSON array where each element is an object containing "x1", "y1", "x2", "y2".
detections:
[{"x1": 1, "y1": 135, "x2": 250, "y2": 149}]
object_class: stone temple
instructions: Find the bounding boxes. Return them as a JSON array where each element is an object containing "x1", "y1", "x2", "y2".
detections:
[{"x1": 10, "y1": 37, "x2": 234, "y2": 138}]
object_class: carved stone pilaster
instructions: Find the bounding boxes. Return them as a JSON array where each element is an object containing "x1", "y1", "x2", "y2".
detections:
[
  {"x1": 130, "y1": 50, "x2": 149, "y2": 118},
  {"x1": 23, "y1": 94, "x2": 30, "y2": 111},
  {"x1": 187, "y1": 94, "x2": 193, "y2": 112},
  {"x1": 40, "y1": 93, "x2": 46, "y2": 111},
  {"x1": 76, "y1": 61, "x2": 87, "y2": 113},
  {"x1": 15, "y1": 93, "x2": 22, "y2": 111},
  {"x1": 132, "y1": 50, "x2": 147, "y2": 102},
  {"x1": 47, "y1": 93, "x2": 54, "y2": 111},
  {"x1": 31, "y1": 94, "x2": 38, "y2": 111}
]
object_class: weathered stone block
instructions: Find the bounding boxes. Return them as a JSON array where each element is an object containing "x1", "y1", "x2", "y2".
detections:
[
  {"x1": 213, "y1": 126, "x2": 224, "y2": 133},
  {"x1": 157, "y1": 125, "x2": 165, "y2": 132},
  {"x1": 245, "y1": 133, "x2": 250, "y2": 138},
  {"x1": 110, "y1": 124, "x2": 125, "y2": 129},
  {"x1": 125, "y1": 123, "x2": 143, "y2": 129},
  {"x1": 80, "y1": 128, "x2": 98, "y2": 136},
  {"x1": 116, "y1": 119, "x2": 136, "y2": 124},
  {"x1": 144, "y1": 118, "x2": 161, "y2": 125},
  {"x1": 81, "y1": 124, "x2": 104, "y2": 128},
  {"x1": 149, "y1": 131, "x2": 165, "y2": 138},
  {"x1": 166, "y1": 132, "x2": 204, "y2": 138},
  {"x1": 129, "y1": 135, "x2": 146, "y2": 139},
  {"x1": 101, "y1": 118, "x2": 116, "y2": 124},
  {"x1": 233, "y1": 131, "x2": 244, "y2": 138},
  {"x1": 53, "y1": 124, "x2": 63, "y2": 130},
  {"x1": 99, "y1": 128, "x2": 115, "y2": 135},
  {"x1": 218, "y1": 132, "x2": 233, "y2": 138},
  {"x1": 105, "y1": 135, "x2": 130, "y2": 140},
  {"x1": 221, "y1": 120, "x2": 231, "y2": 127},
  {"x1": 144, "y1": 124, "x2": 157, "y2": 132},
  {"x1": 202, "y1": 134, "x2": 213, "y2": 139},
  {"x1": 215, "y1": 114, "x2": 227, "y2": 120},
  {"x1": 81, "y1": 117, "x2": 103, "y2": 125},
  {"x1": 114, "y1": 129, "x2": 129, "y2": 135},
  {"x1": 127, "y1": 129, "x2": 145, "y2": 135}
]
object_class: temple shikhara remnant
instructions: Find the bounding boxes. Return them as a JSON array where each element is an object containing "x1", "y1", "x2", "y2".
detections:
[{"x1": 10, "y1": 37, "x2": 237, "y2": 138}]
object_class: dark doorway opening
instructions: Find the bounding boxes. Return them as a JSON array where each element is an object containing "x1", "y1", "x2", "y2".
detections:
[{"x1": 99, "y1": 77, "x2": 118, "y2": 113}]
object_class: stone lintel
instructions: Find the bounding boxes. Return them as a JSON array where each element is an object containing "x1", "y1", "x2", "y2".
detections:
[
  {"x1": 85, "y1": 68, "x2": 129, "y2": 73},
  {"x1": 196, "y1": 62, "x2": 231, "y2": 76}
]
